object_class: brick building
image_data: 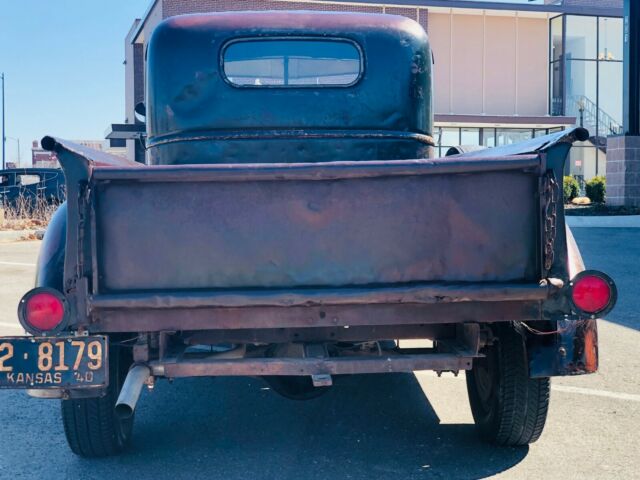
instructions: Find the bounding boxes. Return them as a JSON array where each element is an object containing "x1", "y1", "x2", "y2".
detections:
[{"x1": 109, "y1": 0, "x2": 623, "y2": 182}]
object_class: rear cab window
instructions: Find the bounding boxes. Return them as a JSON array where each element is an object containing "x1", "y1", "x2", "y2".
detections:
[{"x1": 222, "y1": 38, "x2": 362, "y2": 87}]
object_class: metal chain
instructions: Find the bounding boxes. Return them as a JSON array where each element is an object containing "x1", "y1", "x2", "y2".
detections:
[{"x1": 543, "y1": 170, "x2": 559, "y2": 273}]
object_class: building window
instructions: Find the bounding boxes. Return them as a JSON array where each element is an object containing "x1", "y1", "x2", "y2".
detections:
[
  {"x1": 460, "y1": 128, "x2": 480, "y2": 145},
  {"x1": 548, "y1": 14, "x2": 623, "y2": 179},
  {"x1": 435, "y1": 127, "x2": 552, "y2": 156},
  {"x1": 496, "y1": 129, "x2": 533, "y2": 146},
  {"x1": 565, "y1": 15, "x2": 597, "y2": 60},
  {"x1": 599, "y1": 17, "x2": 622, "y2": 61}
]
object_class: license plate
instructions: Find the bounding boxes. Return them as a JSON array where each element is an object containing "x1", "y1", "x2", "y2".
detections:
[{"x1": 0, "y1": 336, "x2": 108, "y2": 389}]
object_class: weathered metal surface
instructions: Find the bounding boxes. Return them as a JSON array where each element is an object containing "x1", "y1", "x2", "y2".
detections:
[
  {"x1": 93, "y1": 167, "x2": 539, "y2": 291},
  {"x1": 528, "y1": 224, "x2": 600, "y2": 377},
  {"x1": 145, "y1": 12, "x2": 433, "y2": 165},
  {"x1": 182, "y1": 325, "x2": 454, "y2": 345},
  {"x1": 150, "y1": 352, "x2": 476, "y2": 378},
  {"x1": 90, "y1": 301, "x2": 542, "y2": 333},
  {"x1": 89, "y1": 282, "x2": 558, "y2": 309}
]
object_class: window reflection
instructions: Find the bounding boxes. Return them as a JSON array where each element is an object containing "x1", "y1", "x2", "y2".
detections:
[
  {"x1": 496, "y1": 129, "x2": 533, "y2": 146},
  {"x1": 565, "y1": 16, "x2": 597, "y2": 60},
  {"x1": 223, "y1": 39, "x2": 361, "y2": 87},
  {"x1": 460, "y1": 128, "x2": 479, "y2": 145},
  {"x1": 433, "y1": 127, "x2": 554, "y2": 156},
  {"x1": 598, "y1": 17, "x2": 623, "y2": 61},
  {"x1": 550, "y1": 16, "x2": 564, "y2": 62},
  {"x1": 598, "y1": 61, "x2": 623, "y2": 136}
]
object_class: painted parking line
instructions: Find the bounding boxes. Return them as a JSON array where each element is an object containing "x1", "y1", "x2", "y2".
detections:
[
  {"x1": 552, "y1": 384, "x2": 640, "y2": 403},
  {"x1": 0, "y1": 261, "x2": 36, "y2": 267},
  {"x1": 417, "y1": 371, "x2": 640, "y2": 402}
]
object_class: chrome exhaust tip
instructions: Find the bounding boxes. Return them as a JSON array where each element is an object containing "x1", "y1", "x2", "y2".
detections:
[{"x1": 115, "y1": 364, "x2": 151, "y2": 420}]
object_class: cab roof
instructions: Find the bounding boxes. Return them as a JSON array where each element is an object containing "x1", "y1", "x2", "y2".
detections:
[{"x1": 145, "y1": 11, "x2": 433, "y2": 152}]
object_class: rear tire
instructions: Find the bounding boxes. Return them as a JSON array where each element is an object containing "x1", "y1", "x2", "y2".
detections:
[
  {"x1": 466, "y1": 322, "x2": 550, "y2": 446},
  {"x1": 61, "y1": 344, "x2": 134, "y2": 457}
]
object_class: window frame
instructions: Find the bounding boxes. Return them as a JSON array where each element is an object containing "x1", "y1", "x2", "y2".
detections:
[{"x1": 220, "y1": 36, "x2": 365, "y2": 89}]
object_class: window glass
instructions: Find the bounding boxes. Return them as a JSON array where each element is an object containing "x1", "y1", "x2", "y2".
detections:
[
  {"x1": 438, "y1": 128, "x2": 459, "y2": 150},
  {"x1": 223, "y1": 39, "x2": 361, "y2": 86},
  {"x1": 460, "y1": 128, "x2": 480, "y2": 146},
  {"x1": 565, "y1": 60, "x2": 597, "y2": 121},
  {"x1": 550, "y1": 61, "x2": 563, "y2": 115},
  {"x1": 569, "y1": 143, "x2": 598, "y2": 180},
  {"x1": 598, "y1": 61, "x2": 623, "y2": 136},
  {"x1": 565, "y1": 15, "x2": 597, "y2": 60},
  {"x1": 533, "y1": 129, "x2": 549, "y2": 138},
  {"x1": 599, "y1": 17, "x2": 623, "y2": 61},
  {"x1": 482, "y1": 128, "x2": 496, "y2": 148},
  {"x1": 496, "y1": 129, "x2": 532, "y2": 146},
  {"x1": 550, "y1": 15, "x2": 564, "y2": 62}
]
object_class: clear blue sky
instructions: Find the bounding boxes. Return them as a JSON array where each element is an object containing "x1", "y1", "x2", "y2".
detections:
[
  {"x1": 0, "y1": 0, "x2": 543, "y2": 167},
  {"x1": 0, "y1": 0, "x2": 149, "y2": 166}
]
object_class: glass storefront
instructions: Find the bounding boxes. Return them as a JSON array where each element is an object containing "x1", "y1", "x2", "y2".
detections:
[
  {"x1": 549, "y1": 14, "x2": 623, "y2": 179},
  {"x1": 435, "y1": 126, "x2": 561, "y2": 157}
]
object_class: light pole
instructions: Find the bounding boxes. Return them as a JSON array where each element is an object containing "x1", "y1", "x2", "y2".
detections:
[
  {"x1": 1, "y1": 73, "x2": 5, "y2": 170},
  {"x1": 5, "y1": 136, "x2": 20, "y2": 166}
]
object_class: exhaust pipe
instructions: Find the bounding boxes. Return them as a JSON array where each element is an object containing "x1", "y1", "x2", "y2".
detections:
[{"x1": 115, "y1": 365, "x2": 151, "y2": 420}]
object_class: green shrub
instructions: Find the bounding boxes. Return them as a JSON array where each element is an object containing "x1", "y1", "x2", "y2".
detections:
[
  {"x1": 563, "y1": 176, "x2": 580, "y2": 202},
  {"x1": 585, "y1": 176, "x2": 606, "y2": 203}
]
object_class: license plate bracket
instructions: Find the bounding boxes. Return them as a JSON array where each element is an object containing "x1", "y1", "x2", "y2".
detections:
[{"x1": 0, "y1": 336, "x2": 108, "y2": 389}]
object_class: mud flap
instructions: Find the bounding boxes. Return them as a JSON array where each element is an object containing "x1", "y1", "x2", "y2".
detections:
[{"x1": 527, "y1": 319, "x2": 598, "y2": 378}]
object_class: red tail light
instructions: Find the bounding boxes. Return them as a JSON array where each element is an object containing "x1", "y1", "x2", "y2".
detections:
[
  {"x1": 18, "y1": 288, "x2": 68, "y2": 334},
  {"x1": 570, "y1": 271, "x2": 616, "y2": 316}
]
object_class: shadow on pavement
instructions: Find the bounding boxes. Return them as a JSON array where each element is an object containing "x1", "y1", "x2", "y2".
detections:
[
  {"x1": 571, "y1": 228, "x2": 640, "y2": 331},
  {"x1": 76, "y1": 374, "x2": 528, "y2": 480}
]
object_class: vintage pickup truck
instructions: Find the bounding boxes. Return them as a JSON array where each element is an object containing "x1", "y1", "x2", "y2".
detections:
[{"x1": 0, "y1": 12, "x2": 617, "y2": 457}]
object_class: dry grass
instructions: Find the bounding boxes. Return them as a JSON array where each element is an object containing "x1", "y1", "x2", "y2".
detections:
[{"x1": 0, "y1": 193, "x2": 62, "y2": 231}]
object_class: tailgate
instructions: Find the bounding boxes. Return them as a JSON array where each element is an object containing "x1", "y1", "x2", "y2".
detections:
[{"x1": 90, "y1": 158, "x2": 541, "y2": 293}]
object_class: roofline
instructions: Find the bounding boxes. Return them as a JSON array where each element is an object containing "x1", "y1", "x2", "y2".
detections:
[
  {"x1": 131, "y1": 0, "x2": 161, "y2": 44},
  {"x1": 300, "y1": 0, "x2": 622, "y2": 16},
  {"x1": 130, "y1": 0, "x2": 623, "y2": 44},
  {"x1": 126, "y1": 18, "x2": 142, "y2": 43}
]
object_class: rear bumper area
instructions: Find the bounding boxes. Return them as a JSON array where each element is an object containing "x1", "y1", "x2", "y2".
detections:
[
  {"x1": 150, "y1": 348, "x2": 478, "y2": 378},
  {"x1": 85, "y1": 282, "x2": 559, "y2": 333}
]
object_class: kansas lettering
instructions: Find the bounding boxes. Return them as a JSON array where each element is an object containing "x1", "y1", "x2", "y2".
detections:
[{"x1": 4, "y1": 372, "x2": 62, "y2": 385}]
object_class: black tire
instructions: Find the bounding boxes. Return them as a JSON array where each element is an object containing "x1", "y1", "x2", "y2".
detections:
[
  {"x1": 61, "y1": 344, "x2": 134, "y2": 457},
  {"x1": 263, "y1": 375, "x2": 331, "y2": 400},
  {"x1": 466, "y1": 322, "x2": 550, "y2": 446}
]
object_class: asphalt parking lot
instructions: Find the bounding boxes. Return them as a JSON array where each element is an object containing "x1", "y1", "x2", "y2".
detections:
[{"x1": 0, "y1": 228, "x2": 638, "y2": 479}]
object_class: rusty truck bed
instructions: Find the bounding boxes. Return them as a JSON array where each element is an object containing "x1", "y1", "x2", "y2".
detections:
[{"x1": 39, "y1": 133, "x2": 583, "y2": 337}]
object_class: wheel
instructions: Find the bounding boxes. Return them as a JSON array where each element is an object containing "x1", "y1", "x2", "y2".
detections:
[
  {"x1": 262, "y1": 343, "x2": 331, "y2": 400},
  {"x1": 466, "y1": 322, "x2": 550, "y2": 446},
  {"x1": 263, "y1": 375, "x2": 330, "y2": 400},
  {"x1": 61, "y1": 343, "x2": 134, "y2": 457}
]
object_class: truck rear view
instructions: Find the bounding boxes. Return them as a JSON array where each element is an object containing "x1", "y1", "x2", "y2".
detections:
[{"x1": 0, "y1": 12, "x2": 616, "y2": 457}]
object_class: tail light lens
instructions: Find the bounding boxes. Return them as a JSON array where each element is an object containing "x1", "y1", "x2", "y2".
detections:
[
  {"x1": 18, "y1": 288, "x2": 68, "y2": 335},
  {"x1": 570, "y1": 271, "x2": 616, "y2": 316}
]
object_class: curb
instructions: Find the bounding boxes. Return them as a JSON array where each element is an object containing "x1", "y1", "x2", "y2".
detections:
[{"x1": 566, "y1": 215, "x2": 640, "y2": 228}]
